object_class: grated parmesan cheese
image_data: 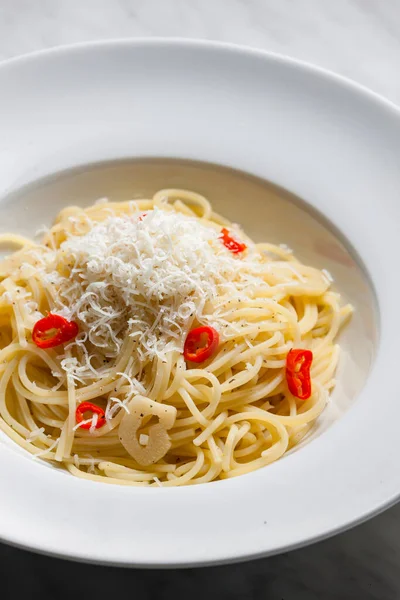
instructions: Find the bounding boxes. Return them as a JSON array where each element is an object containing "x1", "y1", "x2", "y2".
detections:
[
  {"x1": 37, "y1": 208, "x2": 266, "y2": 380},
  {"x1": 279, "y1": 243, "x2": 293, "y2": 254},
  {"x1": 33, "y1": 437, "x2": 59, "y2": 458},
  {"x1": 139, "y1": 434, "x2": 149, "y2": 446},
  {"x1": 26, "y1": 427, "x2": 45, "y2": 442},
  {"x1": 322, "y1": 268, "x2": 334, "y2": 283}
]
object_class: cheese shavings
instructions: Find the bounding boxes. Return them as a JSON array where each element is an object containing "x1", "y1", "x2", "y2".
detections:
[{"x1": 43, "y1": 208, "x2": 263, "y2": 380}]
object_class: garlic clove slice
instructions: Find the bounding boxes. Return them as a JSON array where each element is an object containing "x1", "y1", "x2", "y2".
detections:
[{"x1": 119, "y1": 396, "x2": 177, "y2": 466}]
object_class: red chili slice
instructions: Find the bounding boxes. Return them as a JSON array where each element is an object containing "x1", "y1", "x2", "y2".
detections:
[
  {"x1": 32, "y1": 314, "x2": 79, "y2": 349},
  {"x1": 138, "y1": 212, "x2": 148, "y2": 222},
  {"x1": 183, "y1": 326, "x2": 219, "y2": 363},
  {"x1": 75, "y1": 402, "x2": 106, "y2": 430},
  {"x1": 219, "y1": 228, "x2": 247, "y2": 254},
  {"x1": 286, "y1": 349, "x2": 313, "y2": 400}
]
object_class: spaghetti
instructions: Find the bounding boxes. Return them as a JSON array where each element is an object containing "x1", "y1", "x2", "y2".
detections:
[{"x1": 0, "y1": 189, "x2": 352, "y2": 486}]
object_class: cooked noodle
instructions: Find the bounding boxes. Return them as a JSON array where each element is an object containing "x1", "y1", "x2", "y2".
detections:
[{"x1": 0, "y1": 189, "x2": 352, "y2": 486}]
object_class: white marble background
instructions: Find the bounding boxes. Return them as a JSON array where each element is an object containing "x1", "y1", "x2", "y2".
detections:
[
  {"x1": 0, "y1": 1, "x2": 400, "y2": 599},
  {"x1": 1, "y1": 0, "x2": 400, "y2": 105}
]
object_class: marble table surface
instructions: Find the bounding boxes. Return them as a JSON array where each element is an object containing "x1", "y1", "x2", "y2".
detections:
[{"x1": 0, "y1": 1, "x2": 400, "y2": 598}]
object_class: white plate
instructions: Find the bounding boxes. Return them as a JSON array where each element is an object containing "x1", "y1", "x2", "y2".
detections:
[{"x1": 0, "y1": 39, "x2": 399, "y2": 567}]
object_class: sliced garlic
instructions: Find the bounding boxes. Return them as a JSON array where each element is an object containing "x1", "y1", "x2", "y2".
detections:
[{"x1": 119, "y1": 396, "x2": 177, "y2": 466}]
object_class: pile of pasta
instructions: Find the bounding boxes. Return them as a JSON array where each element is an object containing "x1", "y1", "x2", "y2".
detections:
[{"x1": 0, "y1": 189, "x2": 352, "y2": 486}]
